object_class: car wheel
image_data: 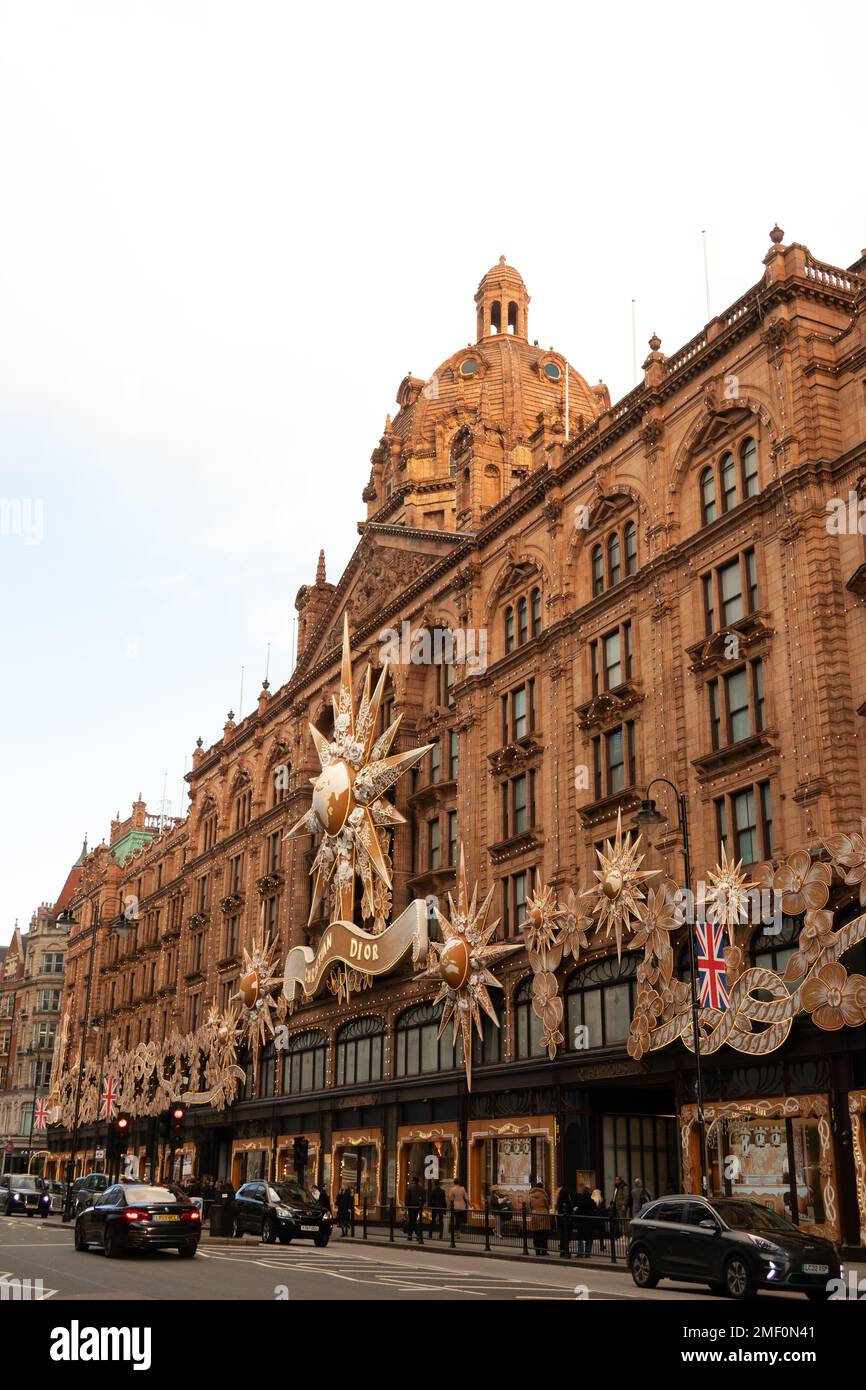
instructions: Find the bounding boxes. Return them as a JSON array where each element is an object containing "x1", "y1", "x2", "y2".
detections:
[
  {"x1": 723, "y1": 1255, "x2": 754, "y2": 1300},
  {"x1": 177, "y1": 1245, "x2": 197, "y2": 1259},
  {"x1": 262, "y1": 1216, "x2": 278, "y2": 1245},
  {"x1": 232, "y1": 1216, "x2": 243, "y2": 1238},
  {"x1": 74, "y1": 1223, "x2": 88, "y2": 1252},
  {"x1": 629, "y1": 1246, "x2": 659, "y2": 1289},
  {"x1": 103, "y1": 1226, "x2": 121, "y2": 1259},
  {"x1": 313, "y1": 1233, "x2": 330, "y2": 1248}
]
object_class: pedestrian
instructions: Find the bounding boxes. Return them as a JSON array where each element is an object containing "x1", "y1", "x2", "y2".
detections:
[
  {"x1": 449, "y1": 1178, "x2": 470, "y2": 1237},
  {"x1": 630, "y1": 1176, "x2": 651, "y2": 1217},
  {"x1": 590, "y1": 1188, "x2": 606, "y2": 1254},
  {"x1": 574, "y1": 1185, "x2": 595, "y2": 1255},
  {"x1": 611, "y1": 1174, "x2": 629, "y2": 1246},
  {"x1": 336, "y1": 1184, "x2": 353, "y2": 1236},
  {"x1": 429, "y1": 1177, "x2": 446, "y2": 1239},
  {"x1": 554, "y1": 1182, "x2": 573, "y2": 1258},
  {"x1": 405, "y1": 1173, "x2": 425, "y2": 1242},
  {"x1": 529, "y1": 1182, "x2": 552, "y2": 1257}
]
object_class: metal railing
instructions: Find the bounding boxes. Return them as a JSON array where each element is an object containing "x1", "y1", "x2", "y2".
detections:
[{"x1": 335, "y1": 1200, "x2": 632, "y2": 1261}]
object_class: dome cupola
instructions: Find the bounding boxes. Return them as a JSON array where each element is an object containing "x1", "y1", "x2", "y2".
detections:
[{"x1": 474, "y1": 256, "x2": 530, "y2": 341}]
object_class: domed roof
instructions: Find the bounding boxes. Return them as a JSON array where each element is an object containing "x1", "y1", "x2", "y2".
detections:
[{"x1": 381, "y1": 260, "x2": 604, "y2": 454}]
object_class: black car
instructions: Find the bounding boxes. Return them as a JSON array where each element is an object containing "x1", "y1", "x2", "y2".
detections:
[
  {"x1": 70, "y1": 1172, "x2": 110, "y2": 1217},
  {"x1": 74, "y1": 1182, "x2": 201, "y2": 1258},
  {"x1": 0, "y1": 1174, "x2": 51, "y2": 1217},
  {"x1": 628, "y1": 1194, "x2": 841, "y2": 1300},
  {"x1": 234, "y1": 1180, "x2": 332, "y2": 1246}
]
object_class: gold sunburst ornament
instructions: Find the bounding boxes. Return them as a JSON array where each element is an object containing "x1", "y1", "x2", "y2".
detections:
[
  {"x1": 419, "y1": 844, "x2": 522, "y2": 1089},
  {"x1": 287, "y1": 612, "x2": 432, "y2": 926},
  {"x1": 582, "y1": 809, "x2": 659, "y2": 960},
  {"x1": 704, "y1": 844, "x2": 754, "y2": 931},
  {"x1": 233, "y1": 927, "x2": 282, "y2": 1086}
]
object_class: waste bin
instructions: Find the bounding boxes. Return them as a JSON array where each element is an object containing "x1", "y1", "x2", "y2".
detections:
[{"x1": 209, "y1": 1182, "x2": 237, "y2": 1237}]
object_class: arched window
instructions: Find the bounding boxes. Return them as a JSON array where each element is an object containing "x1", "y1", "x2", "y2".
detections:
[
  {"x1": 700, "y1": 467, "x2": 717, "y2": 525},
  {"x1": 531, "y1": 586, "x2": 542, "y2": 637},
  {"x1": 741, "y1": 436, "x2": 758, "y2": 498},
  {"x1": 284, "y1": 1029, "x2": 328, "y2": 1094},
  {"x1": 504, "y1": 606, "x2": 515, "y2": 654},
  {"x1": 517, "y1": 596, "x2": 528, "y2": 646},
  {"x1": 450, "y1": 427, "x2": 472, "y2": 476},
  {"x1": 566, "y1": 953, "x2": 639, "y2": 1049},
  {"x1": 624, "y1": 522, "x2": 638, "y2": 576},
  {"x1": 233, "y1": 781, "x2": 252, "y2": 832},
  {"x1": 592, "y1": 544, "x2": 604, "y2": 597},
  {"x1": 270, "y1": 760, "x2": 290, "y2": 808},
  {"x1": 507, "y1": 300, "x2": 518, "y2": 334},
  {"x1": 395, "y1": 1001, "x2": 461, "y2": 1076},
  {"x1": 752, "y1": 915, "x2": 801, "y2": 982},
  {"x1": 490, "y1": 300, "x2": 502, "y2": 335},
  {"x1": 608, "y1": 532, "x2": 621, "y2": 587},
  {"x1": 514, "y1": 976, "x2": 546, "y2": 1058},
  {"x1": 335, "y1": 1015, "x2": 386, "y2": 1086},
  {"x1": 720, "y1": 452, "x2": 737, "y2": 513}
]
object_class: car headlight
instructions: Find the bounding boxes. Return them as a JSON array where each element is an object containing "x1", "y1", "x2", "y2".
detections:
[
  {"x1": 748, "y1": 1234, "x2": 783, "y2": 1255},
  {"x1": 12, "y1": 1193, "x2": 20, "y2": 1202},
  {"x1": 275, "y1": 1206, "x2": 291, "y2": 1218},
  {"x1": 321, "y1": 1213, "x2": 331, "y2": 1223}
]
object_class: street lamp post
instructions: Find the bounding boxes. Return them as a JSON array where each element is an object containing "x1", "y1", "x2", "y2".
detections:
[{"x1": 635, "y1": 777, "x2": 708, "y2": 1194}]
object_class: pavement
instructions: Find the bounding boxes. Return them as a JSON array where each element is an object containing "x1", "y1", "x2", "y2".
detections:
[{"x1": 3, "y1": 1214, "x2": 863, "y2": 1301}]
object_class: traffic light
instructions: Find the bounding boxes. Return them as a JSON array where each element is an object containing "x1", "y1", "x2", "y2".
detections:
[
  {"x1": 169, "y1": 1105, "x2": 186, "y2": 1148},
  {"x1": 292, "y1": 1135, "x2": 309, "y2": 1181},
  {"x1": 107, "y1": 1113, "x2": 130, "y2": 1176}
]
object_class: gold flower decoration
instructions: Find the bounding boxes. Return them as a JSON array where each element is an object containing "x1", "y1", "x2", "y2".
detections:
[
  {"x1": 823, "y1": 820, "x2": 866, "y2": 907},
  {"x1": 630, "y1": 882, "x2": 679, "y2": 960},
  {"x1": 800, "y1": 961, "x2": 866, "y2": 1031},
  {"x1": 287, "y1": 612, "x2": 432, "y2": 924},
  {"x1": 521, "y1": 875, "x2": 559, "y2": 955},
  {"x1": 233, "y1": 927, "x2": 282, "y2": 1068},
  {"x1": 418, "y1": 844, "x2": 522, "y2": 1089},
  {"x1": 555, "y1": 888, "x2": 591, "y2": 962},
  {"x1": 581, "y1": 809, "x2": 660, "y2": 961},
  {"x1": 756, "y1": 849, "x2": 831, "y2": 915},
  {"x1": 783, "y1": 909, "x2": 835, "y2": 982}
]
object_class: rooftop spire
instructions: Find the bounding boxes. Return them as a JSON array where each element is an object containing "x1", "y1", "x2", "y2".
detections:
[{"x1": 316, "y1": 549, "x2": 327, "y2": 586}]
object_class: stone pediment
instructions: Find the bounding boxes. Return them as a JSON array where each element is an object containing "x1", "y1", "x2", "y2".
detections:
[{"x1": 296, "y1": 529, "x2": 458, "y2": 678}]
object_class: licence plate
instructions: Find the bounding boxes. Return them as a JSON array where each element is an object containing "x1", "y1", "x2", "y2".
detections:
[
  {"x1": 802, "y1": 1263, "x2": 828, "y2": 1274},
  {"x1": 153, "y1": 1214, "x2": 180, "y2": 1223},
  {"x1": 301, "y1": 1224, "x2": 318, "y2": 1232}
]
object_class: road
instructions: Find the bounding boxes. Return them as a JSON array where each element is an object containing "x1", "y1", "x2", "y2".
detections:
[{"x1": 2, "y1": 1215, "x2": 840, "y2": 1302}]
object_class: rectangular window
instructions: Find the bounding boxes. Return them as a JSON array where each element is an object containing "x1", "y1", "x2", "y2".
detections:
[
  {"x1": 719, "y1": 558, "x2": 743, "y2": 626},
  {"x1": 703, "y1": 574, "x2": 715, "y2": 635},
  {"x1": 760, "y1": 781, "x2": 774, "y2": 857},
  {"x1": 230, "y1": 853, "x2": 243, "y2": 895},
  {"x1": 709, "y1": 679, "x2": 721, "y2": 749},
  {"x1": 753, "y1": 659, "x2": 765, "y2": 732},
  {"x1": 592, "y1": 736, "x2": 602, "y2": 800},
  {"x1": 513, "y1": 774, "x2": 527, "y2": 834},
  {"x1": 449, "y1": 729, "x2": 459, "y2": 780},
  {"x1": 606, "y1": 727, "x2": 625, "y2": 794},
  {"x1": 448, "y1": 810, "x2": 458, "y2": 865},
  {"x1": 268, "y1": 830, "x2": 281, "y2": 873},
  {"x1": 746, "y1": 548, "x2": 758, "y2": 612},
  {"x1": 726, "y1": 667, "x2": 751, "y2": 743},
  {"x1": 733, "y1": 787, "x2": 757, "y2": 863},
  {"x1": 603, "y1": 630, "x2": 622, "y2": 690},
  {"x1": 591, "y1": 641, "x2": 599, "y2": 696},
  {"x1": 512, "y1": 686, "x2": 527, "y2": 740},
  {"x1": 430, "y1": 740, "x2": 441, "y2": 784},
  {"x1": 514, "y1": 871, "x2": 528, "y2": 934},
  {"x1": 428, "y1": 819, "x2": 440, "y2": 870}
]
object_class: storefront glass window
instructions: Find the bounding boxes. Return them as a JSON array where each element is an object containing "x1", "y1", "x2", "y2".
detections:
[
  {"x1": 482, "y1": 1135, "x2": 551, "y2": 1198},
  {"x1": 284, "y1": 1029, "x2": 328, "y2": 1094},
  {"x1": 602, "y1": 1113, "x2": 678, "y2": 1199},
  {"x1": 335, "y1": 1016, "x2": 385, "y2": 1087},
  {"x1": 395, "y1": 1002, "x2": 461, "y2": 1076},
  {"x1": 566, "y1": 954, "x2": 638, "y2": 1050},
  {"x1": 708, "y1": 1113, "x2": 826, "y2": 1228}
]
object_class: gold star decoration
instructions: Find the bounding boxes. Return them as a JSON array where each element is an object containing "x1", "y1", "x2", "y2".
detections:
[
  {"x1": 581, "y1": 809, "x2": 659, "y2": 960},
  {"x1": 286, "y1": 612, "x2": 432, "y2": 926},
  {"x1": 521, "y1": 874, "x2": 560, "y2": 955},
  {"x1": 233, "y1": 927, "x2": 282, "y2": 1085},
  {"x1": 419, "y1": 844, "x2": 522, "y2": 1089},
  {"x1": 704, "y1": 844, "x2": 754, "y2": 934}
]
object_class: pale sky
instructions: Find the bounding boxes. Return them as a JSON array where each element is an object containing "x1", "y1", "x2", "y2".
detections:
[{"x1": 1, "y1": 0, "x2": 863, "y2": 943}]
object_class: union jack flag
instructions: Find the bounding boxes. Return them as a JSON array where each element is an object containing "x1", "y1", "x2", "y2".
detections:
[
  {"x1": 696, "y1": 922, "x2": 730, "y2": 1010},
  {"x1": 99, "y1": 1075, "x2": 118, "y2": 1121},
  {"x1": 33, "y1": 1098, "x2": 48, "y2": 1132}
]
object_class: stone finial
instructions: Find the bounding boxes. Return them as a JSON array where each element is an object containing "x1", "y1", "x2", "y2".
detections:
[
  {"x1": 227, "y1": 710, "x2": 235, "y2": 722},
  {"x1": 648, "y1": 332, "x2": 662, "y2": 352},
  {"x1": 316, "y1": 549, "x2": 326, "y2": 586},
  {"x1": 499, "y1": 254, "x2": 506, "y2": 265},
  {"x1": 769, "y1": 224, "x2": 784, "y2": 246},
  {"x1": 195, "y1": 736, "x2": 203, "y2": 748}
]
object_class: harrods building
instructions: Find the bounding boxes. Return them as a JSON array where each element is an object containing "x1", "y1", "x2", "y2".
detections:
[{"x1": 50, "y1": 233, "x2": 866, "y2": 1249}]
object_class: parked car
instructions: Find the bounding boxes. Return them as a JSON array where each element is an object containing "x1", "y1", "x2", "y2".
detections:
[
  {"x1": 234, "y1": 1180, "x2": 332, "y2": 1246},
  {"x1": 70, "y1": 1172, "x2": 110, "y2": 1217},
  {"x1": 0, "y1": 1173, "x2": 51, "y2": 1217},
  {"x1": 74, "y1": 1182, "x2": 201, "y2": 1258},
  {"x1": 628, "y1": 1194, "x2": 841, "y2": 1300},
  {"x1": 47, "y1": 1180, "x2": 67, "y2": 1214}
]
